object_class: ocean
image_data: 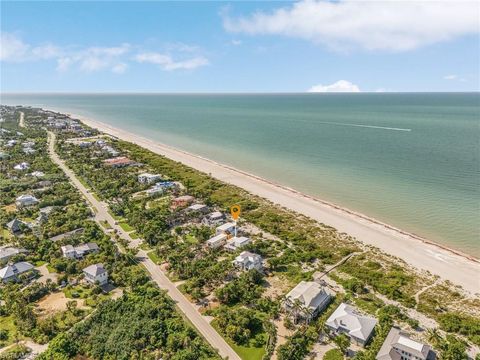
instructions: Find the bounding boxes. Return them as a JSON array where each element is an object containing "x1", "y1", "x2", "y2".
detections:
[{"x1": 1, "y1": 93, "x2": 479, "y2": 257}]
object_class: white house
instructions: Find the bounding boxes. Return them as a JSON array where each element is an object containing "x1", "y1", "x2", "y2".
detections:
[
  {"x1": 16, "y1": 194, "x2": 39, "y2": 208},
  {"x1": 146, "y1": 186, "x2": 164, "y2": 196},
  {"x1": 203, "y1": 211, "x2": 225, "y2": 226},
  {"x1": 0, "y1": 262, "x2": 34, "y2": 283},
  {"x1": 61, "y1": 245, "x2": 76, "y2": 259},
  {"x1": 14, "y1": 162, "x2": 29, "y2": 170},
  {"x1": 326, "y1": 303, "x2": 377, "y2": 346},
  {"x1": 83, "y1": 263, "x2": 108, "y2": 285},
  {"x1": 206, "y1": 233, "x2": 228, "y2": 249},
  {"x1": 23, "y1": 147, "x2": 35, "y2": 155},
  {"x1": 376, "y1": 327, "x2": 436, "y2": 360},
  {"x1": 284, "y1": 281, "x2": 332, "y2": 323},
  {"x1": 61, "y1": 242, "x2": 99, "y2": 259},
  {"x1": 187, "y1": 204, "x2": 209, "y2": 214},
  {"x1": 216, "y1": 222, "x2": 236, "y2": 236},
  {"x1": 233, "y1": 251, "x2": 263, "y2": 272},
  {"x1": 224, "y1": 236, "x2": 251, "y2": 252},
  {"x1": 30, "y1": 171, "x2": 45, "y2": 178},
  {"x1": 138, "y1": 173, "x2": 162, "y2": 184}
]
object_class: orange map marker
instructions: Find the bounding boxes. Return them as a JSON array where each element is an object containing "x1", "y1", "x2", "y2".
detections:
[{"x1": 230, "y1": 204, "x2": 241, "y2": 220}]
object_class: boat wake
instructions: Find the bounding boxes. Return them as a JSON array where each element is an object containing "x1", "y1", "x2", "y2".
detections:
[{"x1": 321, "y1": 121, "x2": 412, "y2": 132}]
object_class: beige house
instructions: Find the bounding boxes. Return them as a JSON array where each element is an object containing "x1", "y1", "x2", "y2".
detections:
[
  {"x1": 284, "y1": 281, "x2": 332, "y2": 323},
  {"x1": 326, "y1": 303, "x2": 377, "y2": 346}
]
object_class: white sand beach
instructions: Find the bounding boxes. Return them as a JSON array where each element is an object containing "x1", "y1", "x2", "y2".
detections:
[{"x1": 73, "y1": 113, "x2": 479, "y2": 294}]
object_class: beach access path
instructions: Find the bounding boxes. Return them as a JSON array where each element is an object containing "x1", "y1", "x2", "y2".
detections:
[
  {"x1": 76, "y1": 116, "x2": 480, "y2": 295},
  {"x1": 47, "y1": 131, "x2": 241, "y2": 360}
]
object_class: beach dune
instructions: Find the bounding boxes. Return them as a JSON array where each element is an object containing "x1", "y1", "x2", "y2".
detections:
[{"x1": 76, "y1": 114, "x2": 479, "y2": 294}]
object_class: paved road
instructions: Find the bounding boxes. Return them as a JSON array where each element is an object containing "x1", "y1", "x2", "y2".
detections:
[{"x1": 47, "y1": 131, "x2": 239, "y2": 360}]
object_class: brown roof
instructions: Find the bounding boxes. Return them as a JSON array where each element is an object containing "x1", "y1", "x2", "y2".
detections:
[{"x1": 103, "y1": 156, "x2": 134, "y2": 166}]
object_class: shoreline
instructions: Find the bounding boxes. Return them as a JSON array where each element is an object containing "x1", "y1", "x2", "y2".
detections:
[{"x1": 55, "y1": 108, "x2": 479, "y2": 294}]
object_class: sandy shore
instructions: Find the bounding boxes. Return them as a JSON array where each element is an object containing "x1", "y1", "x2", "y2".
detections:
[{"x1": 63, "y1": 111, "x2": 479, "y2": 294}]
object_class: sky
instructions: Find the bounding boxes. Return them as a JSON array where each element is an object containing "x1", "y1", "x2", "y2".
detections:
[{"x1": 1, "y1": 1, "x2": 479, "y2": 93}]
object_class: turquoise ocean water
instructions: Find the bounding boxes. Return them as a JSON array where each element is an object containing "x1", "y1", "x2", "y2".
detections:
[{"x1": 1, "y1": 93, "x2": 479, "y2": 257}]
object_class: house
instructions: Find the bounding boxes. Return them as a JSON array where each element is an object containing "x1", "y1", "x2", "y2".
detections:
[
  {"x1": 146, "y1": 181, "x2": 176, "y2": 196},
  {"x1": 83, "y1": 263, "x2": 108, "y2": 285},
  {"x1": 376, "y1": 327, "x2": 436, "y2": 360},
  {"x1": 37, "y1": 206, "x2": 55, "y2": 223},
  {"x1": 206, "y1": 233, "x2": 228, "y2": 249},
  {"x1": 224, "y1": 236, "x2": 251, "y2": 252},
  {"x1": 53, "y1": 121, "x2": 67, "y2": 129},
  {"x1": 74, "y1": 243, "x2": 99, "y2": 257},
  {"x1": 171, "y1": 195, "x2": 195, "y2": 209},
  {"x1": 0, "y1": 261, "x2": 34, "y2": 283},
  {"x1": 233, "y1": 251, "x2": 263, "y2": 272},
  {"x1": 159, "y1": 181, "x2": 177, "y2": 190},
  {"x1": 138, "y1": 173, "x2": 162, "y2": 184},
  {"x1": 216, "y1": 222, "x2": 236, "y2": 236},
  {"x1": 22, "y1": 141, "x2": 35, "y2": 148},
  {"x1": 146, "y1": 186, "x2": 164, "y2": 196},
  {"x1": 6, "y1": 219, "x2": 26, "y2": 235},
  {"x1": 62, "y1": 242, "x2": 99, "y2": 259},
  {"x1": 50, "y1": 228, "x2": 85, "y2": 242},
  {"x1": 284, "y1": 281, "x2": 332, "y2": 323},
  {"x1": 326, "y1": 303, "x2": 377, "y2": 346},
  {"x1": 15, "y1": 194, "x2": 39, "y2": 208},
  {"x1": 103, "y1": 156, "x2": 134, "y2": 167},
  {"x1": 13, "y1": 162, "x2": 29, "y2": 170},
  {"x1": 78, "y1": 141, "x2": 92, "y2": 148},
  {"x1": 102, "y1": 145, "x2": 119, "y2": 157},
  {"x1": 23, "y1": 147, "x2": 36, "y2": 155},
  {"x1": 6, "y1": 139, "x2": 17, "y2": 147},
  {"x1": 0, "y1": 247, "x2": 24, "y2": 265},
  {"x1": 30, "y1": 171, "x2": 45, "y2": 178},
  {"x1": 61, "y1": 245, "x2": 76, "y2": 259},
  {"x1": 203, "y1": 211, "x2": 225, "y2": 226},
  {"x1": 187, "y1": 204, "x2": 209, "y2": 214},
  {"x1": 69, "y1": 123, "x2": 83, "y2": 132}
]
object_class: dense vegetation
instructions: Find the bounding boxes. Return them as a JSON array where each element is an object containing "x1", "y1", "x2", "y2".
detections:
[{"x1": 39, "y1": 285, "x2": 220, "y2": 360}]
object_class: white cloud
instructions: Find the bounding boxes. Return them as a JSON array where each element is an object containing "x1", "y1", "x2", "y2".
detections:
[
  {"x1": 56, "y1": 57, "x2": 73, "y2": 72},
  {"x1": 0, "y1": 33, "x2": 63, "y2": 61},
  {"x1": 223, "y1": 1, "x2": 479, "y2": 51},
  {"x1": 443, "y1": 74, "x2": 467, "y2": 82},
  {"x1": 31, "y1": 44, "x2": 63, "y2": 60},
  {"x1": 0, "y1": 32, "x2": 30, "y2": 61},
  {"x1": 308, "y1": 80, "x2": 360, "y2": 93},
  {"x1": 231, "y1": 39, "x2": 242, "y2": 46},
  {"x1": 112, "y1": 63, "x2": 128, "y2": 74},
  {"x1": 444, "y1": 74, "x2": 458, "y2": 80},
  {"x1": 135, "y1": 52, "x2": 209, "y2": 71},
  {"x1": 76, "y1": 44, "x2": 131, "y2": 72},
  {"x1": 1, "y1": 32, "x2": 209, "y2": 73}
]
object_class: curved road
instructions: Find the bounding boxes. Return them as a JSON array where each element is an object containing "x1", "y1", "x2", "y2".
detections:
[{"x1": 47, "y1": 131, "x2": 240, "y2": 360}]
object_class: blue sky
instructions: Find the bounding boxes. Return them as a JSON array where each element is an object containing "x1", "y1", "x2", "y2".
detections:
[{"x1": 1, "y1": 1, "x2": 479, "y2": 92}]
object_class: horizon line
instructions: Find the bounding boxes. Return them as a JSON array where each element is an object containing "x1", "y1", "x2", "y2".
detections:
[{"x1": 2, "y1": 91, "x2": 479, "y2": 95}]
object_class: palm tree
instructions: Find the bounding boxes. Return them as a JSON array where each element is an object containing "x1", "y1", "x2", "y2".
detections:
[
  {"x1": 291, "y1": 299, "x2": 305, "y2": 324},
  {"x1": 426, "y1": 328, "x2": 442, "y2": 347}
]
